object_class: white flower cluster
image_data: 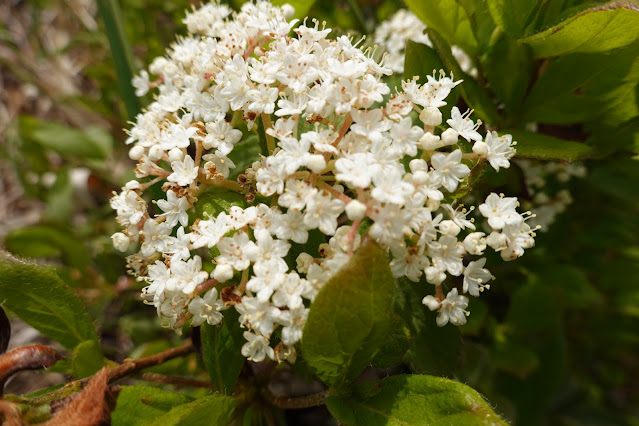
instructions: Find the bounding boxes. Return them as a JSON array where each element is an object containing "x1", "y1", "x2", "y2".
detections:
[
  {"x1": 516, "y1": 159, "x2": 586, "y2": 230},
  {"x1": 111, "y1": 2, "x2": 532, "y2": 363},
  {"x1": 373, "y1": 9, "x2": 475, "y2": 76}
]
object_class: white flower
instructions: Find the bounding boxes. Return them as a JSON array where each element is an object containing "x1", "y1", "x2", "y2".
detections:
[
  {"x1": 430, "y1": 150, "x2": 470, "y2": 193},
  {"x1": 279, "y1": 307, "x2": 308, "y2": 345},
  {"x1": 303, "y1": 191, "x2": 345, "y2": 236},
  {"x1": 236, "y1": 296, "x2": 281, "y2": 338},
  {"x1": 482, "y1": 131, "x2": 516, "y2": 171},
  {"x1": 241, "y1": 331, "x2": 274, "y2": 362},
  {"x1": 156, "y1": 190, "x2": 190, "y2": 227},
  {"x1": 447, "y1": 107, "x2": 482, "y2": 142},
  {"x1": 479, "y1": 193, "x2": 522, "y2": 230},
  {"x1": 429, "y1": 235, "x2": 465, "y2": 276},
  {"x1": 168, "y1": 255, "x2": 209, "y2": 294},
  {"x1": 189, "y1": 289, "x2": 224, "y2": 326},
  {"x1": 463, "y1": 232, "x2": 487, "y2": 255},
  {"x1": 436, "y1": 288, "x2": 469, "y2": 326},
  {"x1": 216, "y1": 231, "x2": 257, "y2": 271},
  {"x1": 463, "y1": 258, "x2": 493, "y2": 297},
  {"x1": 168, "y1": 155, "x2": 198, "y2": 186}
]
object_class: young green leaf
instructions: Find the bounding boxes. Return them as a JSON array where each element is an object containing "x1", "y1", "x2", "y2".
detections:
[
  {"x1": 507, "y1": 129, "x2": 594, "y2": 162},
  {"x1": 520, "y1": 2, "x2": 639, "y2": 58},
  {"x1": 146, "y1": 395, "x2": 237, "y2": 426},
  {"x1": 201, "y1": 309, "x2": 246, "y2": 394},
  {"x1": 111, "y1": 385, "x2": 193, "y2": 426},
  {"x1": 326, "y1": 374, "x2": 508, "y2": 425},
  {"x1": 0, "y1": 252, "x2": 98, "y2": 349},
  {"x1": 301, "y1": 237, "x2": 395, "y2": 388}
]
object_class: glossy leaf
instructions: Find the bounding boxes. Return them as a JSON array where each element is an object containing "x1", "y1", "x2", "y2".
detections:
[
  {"x1": 404, "y1": 0, "x2": 479, "y2": 57},
  {"x1": 301, "y1": 237, "x2": 395, "y2": 387},
  {"x1": 326, "y1": 374, "x2": 507, "y2": 425},
  {"x1": 487, "y1": 0, "x2": 541, "y2": 38},
  {"x1": 201, "y1": 309, "x2": 245, "y2": 394},
  {"x1": 0, "y1": 252, "x2": 98, "y2": 349},
  {"x1": 111, "y1": 385, "x2": 192, "y2": 426},
  {"x1": 507, "y1": 129, "x2": 594, "y2": 161},
  {"x1": 146, "y1": 395, "x2": 237, "y2": 426},
  {"x1": 521, "y1": 2, "x2": 639, "y2": 58},
  {"x1": 394, "y1": 278, "x2": 461, "y2": 376}
]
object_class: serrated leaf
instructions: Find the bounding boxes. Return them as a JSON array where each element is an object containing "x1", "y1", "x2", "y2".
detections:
[
  {"x1": 521, "y1": 1, "x2": 639, "y2": 58},
  {"x1": 72, "y1": 339, "x2": 106, "y2": 379},
  {"x1": 146, "y1": 395, "x2": 237, "y2": 426},
  {"x1": 487, "y1": 0, "x2": 541, "y2": 38},
  {"x1": 301, "y1": 238, "x2": 395, "y2": 387},
  {"x1": 404, "y1": 41, "x2": 446, "y2": 81},
  {"x1": 0, "y1": 252, "x2": 98, "y2": 349},
  {"x1": 201, "y1": 309, "x2": 245, "y2": 394},
  {"x1": 326, "y1": 374, "x2": 508, "y2": 425},
  {"x1": 5, "y1": 225, "x2": 90, "y2": 270},
  {"x1": 507, "y1": 129, "x2": 594, "y2": 161},
  {"x1": 404, "y1": 0, "x2": 479, "y2": 57},
  {"x1": 394, "y1": 278, "x2": 461, "y2": 376},
  {"x1": 19, "y1": 116, "x2": 111, "y2": 160},
  {"x1": 111, "y1": 386, "x2": 193, "y2": 426}
]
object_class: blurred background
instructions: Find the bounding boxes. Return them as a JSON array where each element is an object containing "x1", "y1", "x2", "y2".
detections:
[{"x1": 0, "y1": 0, "x2": 638, "y2": 424}]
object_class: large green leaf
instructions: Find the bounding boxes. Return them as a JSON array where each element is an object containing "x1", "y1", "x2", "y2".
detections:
[
  {"x1": 394, "y1": 278, "x2": 461, "y2": 376},
  {"x1": 201, "y1": 309, "x2": 245, "y2": 394},
  {"x1": 19, "y1": 116, "x2": 112, "y2": 160},
  {"x1": 0, "y1": 252, "x2": 98, "y2": 349},
  {"x1": 506, "y1": 129, "x2": 595, "y2": 161},
  {"x1": 111, "y1": 385, "x2": 193, "y2": 426},
  {"x1": 521, "y1": 42, "x2": 639, "y2": 126},
  {"x1": 301, "y1": 238, "x2": 395, "y2": 387},
  {"x1": 520, "y1": 1, "x2": 639, "y2": 58},
  {"x1": 404, "y1": 0, "x2": 479, "y2": 57},
  {"x1": 5, "y1": 225, "x2": 90, "y2": 270},
  {"x1": 326, "y1": 374, "x2": 508, "y2": 425},
  {"x1": 487, "y1": 0, "x2": 541, "y2": 38},
  {"x1": 146, "y1": 395, "x2": 237, "y2": 426}
]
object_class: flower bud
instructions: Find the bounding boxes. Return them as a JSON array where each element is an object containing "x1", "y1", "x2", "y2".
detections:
[
  {"x1": 148, "y1": 145, "x2": 164, "y2": 161},
  {"x1": 422, "y1": 295, "x2": 441, "y2": 311},
  {"x1": 129, "y1": 145, "x2": 146, "y2": 161},
  {"x1": 296, "y1": 253, "x2": 314, "y2": 273},
  {"x1": 463, "y1": 232, "x2": 487, "y2": 255},
  {"x1": 419, "y1": 107, "x2": 443, "y2": 126},
  {"x1": 472, "y1": 141, "x2": 488, "y2": 156},
  {"x1": 345, "y1": 199, "x2": 367, "y2": 220},
  {"x1": 168, "y1": 148, "x2": 185, "y2": 162},
  {"x1": 441, "y1": 128, "x2": 459, "y2": 145},
  {"x1": 419, "y1": 132, "x2": 442, "y2": 150},
  {"x1": 439, "y1": 220, "x2": 461, "y2": 237},
  {"x1": 306, "y1": 154, "x2": 326, "y2": 173},
  {"x1": 213, "y1": 264, "x2": 234, "y2": 283},
  {"x1": 425, "y1": 266, "x2": 446, "y2": 285},
  {"x1": 111, "y1": 232, "x2": 130, "y2": 252}
]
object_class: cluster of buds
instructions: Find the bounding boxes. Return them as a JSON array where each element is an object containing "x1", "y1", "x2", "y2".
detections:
[{"x1": 111, "y1": 2, "x2": 534, "y2": 363}]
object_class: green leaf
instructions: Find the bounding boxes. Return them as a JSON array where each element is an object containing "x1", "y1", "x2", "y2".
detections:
[
  {"x1": 19, "y1": 116, "x2": 112, "y2": 160},
  {"x1": 301, "y1": 237, "x2": 395, "y2": 387},
  {"x1": 0, "y1": 252, "x2": 98, "y2": 349},
  {"x1": 491, "y1": 338, "x2": 539, "y2": 379},
  {"x1": 111, "y1": 385, "x2": 193, "y2": 426},
  {"x1": 191, "y1": 187, "x2": 247, "y2": 222},
  {"x1": 531, "y1": 264, "x2": 600, "y2": 308},
  {"x1": 326, "y1": 374, "x2": 508, "y2": 425},
  {"x1": 96, "y1": 0, "x2": 140, "y2": 119},
  {"x1": 394, "y1": 278, "x2": 461, "y2": 376},
  {"x1": 201, "y1": 309, "x2": 246, "y2": 394},
  {"x1": 521, "y1": 42, "x2": 639, "y2": 126},
  {"x1": 370, "y1": 317, "x2": 410, "y2": 369},
  {"x1": 506, "y1": 282, "x2": 561, "y2": 333},
  {"x1": 520, "y1": 2, "x2": 639, "y2": 58},
  {"x1": 228, "y1": 135, "x2": 261, "y2": 180},
  {"x1": 5, "y1": 225, "x2": 90, "y2": 270},
  {"x1": 404, "y1": 0, "x2": 479, "y2": 57},
  {"x1": 507, "y1": 129, "x2": 594, "y2": 161},
  {"x1": 72, "y1": 339, "x2": 106, "y2": 379},
  {"x1": 44, "y1": 167, "x2": 74, "y2": 223},
  {"x1": 481, "y1": 31, "x2": 533, "y2": 112},
  {"x1": 487, "y1": 0, "x2": 541, "y2": 38},
  {"x1": 146, "y1": 395, "x2": 237, "y2": 426},
  {"x1": 271, "y1": 0, "x2": 317, "y2": 20},
  {"x1": 403, "y1": 41, "x2": 446, "y2": 81}
]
